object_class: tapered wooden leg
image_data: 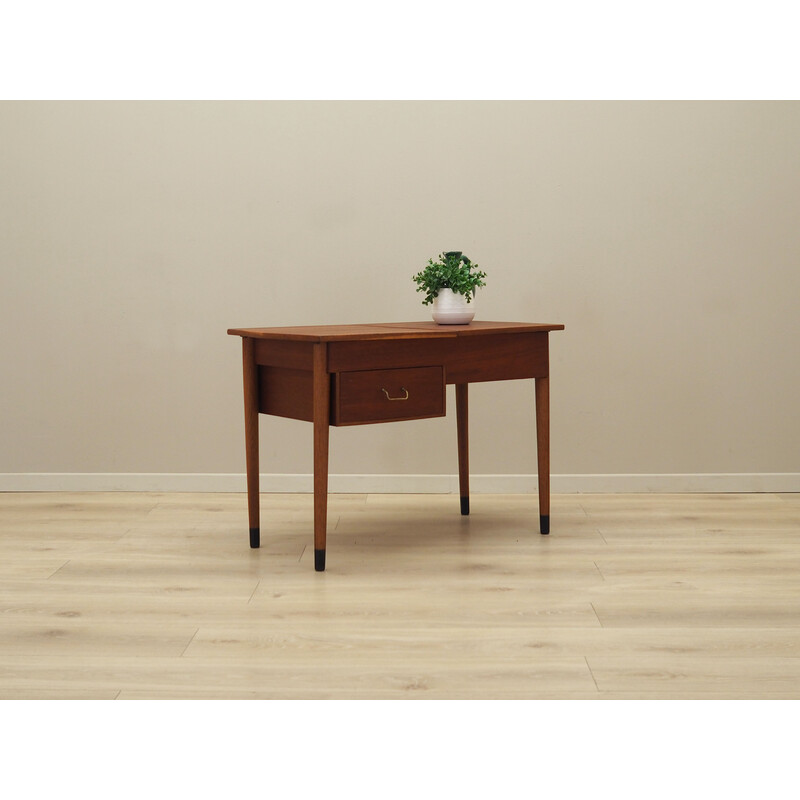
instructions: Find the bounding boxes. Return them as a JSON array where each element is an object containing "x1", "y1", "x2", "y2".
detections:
[
  {"x1": 312, "y1": 343, "x2": 330, "y2": 571},
  {"x1": 242, "y1": 338, "x2": 260, "y2": 547},
  {"x1": 535, "y1": 374, "x2": 550, "y2": 534},
  {"x1": 455, "y1": 383, "x2": 469, "y2": 515}
]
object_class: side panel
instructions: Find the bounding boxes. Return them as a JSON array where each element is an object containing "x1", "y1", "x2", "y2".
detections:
[{"x1": 257, "y1": 366, "x2": 314, "y2": 421}]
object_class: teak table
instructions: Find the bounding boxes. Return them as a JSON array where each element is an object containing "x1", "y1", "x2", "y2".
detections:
[{"x1": 228, "y1": 321, "x2": 564, "y2": 571}]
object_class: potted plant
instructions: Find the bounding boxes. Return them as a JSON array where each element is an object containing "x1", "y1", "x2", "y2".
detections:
[{"x1": 412, "y1": 251, "x2": 487, "y2": 324}]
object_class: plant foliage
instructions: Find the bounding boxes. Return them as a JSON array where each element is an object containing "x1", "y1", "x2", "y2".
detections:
[{"x1": 412, "y1": 251, "x2": 487, "y2": 305}]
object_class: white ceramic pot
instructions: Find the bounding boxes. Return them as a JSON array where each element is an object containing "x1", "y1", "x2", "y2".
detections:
[{"x1": 431, "y1": 288, "x2": 476, "y2": 325}]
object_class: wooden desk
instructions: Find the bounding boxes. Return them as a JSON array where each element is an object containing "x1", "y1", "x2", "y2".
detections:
[{"x1": 228, "y1": 321, "x2": 564, "y2": 571}]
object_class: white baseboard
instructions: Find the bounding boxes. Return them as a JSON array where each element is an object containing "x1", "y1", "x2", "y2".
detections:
[{"x1": 1, "y1": 472, "x2": 799, "y2": 493}]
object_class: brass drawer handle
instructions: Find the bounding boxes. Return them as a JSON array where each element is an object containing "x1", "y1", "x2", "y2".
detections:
[{"x1": 381, "y1": 387, "x2": 409, "y2": 401}]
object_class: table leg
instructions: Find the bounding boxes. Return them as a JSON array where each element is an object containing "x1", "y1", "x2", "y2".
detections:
[
  {"x1": 312, "y1": 343, "x2": 330, "y2": 571},
  {"x1": 535, "y1": 374, "x2": 550, "y2": 535},
  {"x1": 242, "y1": 338, "x2": 260, "y2": 548},
  {"x1": 455, "y1": 383, "x2": 469, "y2": 515}
]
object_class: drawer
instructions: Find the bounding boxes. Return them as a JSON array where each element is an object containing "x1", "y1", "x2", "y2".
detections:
[{"x1": 333, "y1": 366, "x2": 445, "y2": 425}]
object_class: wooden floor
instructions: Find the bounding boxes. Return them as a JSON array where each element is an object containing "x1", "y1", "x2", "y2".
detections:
[{"x1": 1, "y1": 491, "x2": 800, "y2": 699}]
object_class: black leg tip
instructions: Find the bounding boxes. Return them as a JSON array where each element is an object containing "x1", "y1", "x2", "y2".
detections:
[
  {"x1": 460, "y1": 496, "x2": 470, "y2": 515},
  {"x1": 540, "y1": 515, "x2": 550, "y2": 535},
  {"x1": 249, "y1": 528, "x2": 260, "y2": 548},
  {"x1": 314, "y1": 549, "x2": 326, "y2": 572}
]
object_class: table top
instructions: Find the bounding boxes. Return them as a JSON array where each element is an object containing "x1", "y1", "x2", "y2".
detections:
[{"x1": 228, "y1": 320, "x2": 565, "y2": 342}]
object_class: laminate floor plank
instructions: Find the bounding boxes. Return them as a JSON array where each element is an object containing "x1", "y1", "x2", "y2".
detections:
[
  {"x1": 182, "y1": 622, "x2": 800, "y2": 660},
  {"x1": 0, "y1": 653, "x2": 596, "y2": 699},
  {"x1": 586, "y1": 654, "x2": 800, "y2": 694},
  {"x1": 0, "y1": 620, "x2": 197, "y2": 658}
]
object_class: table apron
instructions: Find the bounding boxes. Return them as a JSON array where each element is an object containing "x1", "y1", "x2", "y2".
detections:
[{"x1": 255, "y1": 331, "x2": 550, "y2": 422}]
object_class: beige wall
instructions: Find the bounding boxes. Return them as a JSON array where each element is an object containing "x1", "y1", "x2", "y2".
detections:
[{"x1": 2, "y1": 101, "x2": 799, "y2": 490}]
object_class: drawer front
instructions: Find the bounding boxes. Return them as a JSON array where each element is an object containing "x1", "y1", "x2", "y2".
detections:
[{"x1": 334, "y1": 366, "x2": 445, "y2": 425}]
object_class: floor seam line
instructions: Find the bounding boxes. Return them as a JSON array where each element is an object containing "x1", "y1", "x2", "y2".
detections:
[
  {"x1": 585, "y1": 656, "x2": 601, "y2": 692},
  {"x1": 47, "y1": 560, "x2": 71, "y2": 579},
  {"x1": 180, "y1": 628, "x2": 200, "y2": 657}
]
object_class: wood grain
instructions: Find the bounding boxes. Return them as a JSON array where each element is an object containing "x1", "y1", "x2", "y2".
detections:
[
  {"x1": 242, "y1": 338, "x2": 260, "y2": 544},
  {"x1": 258, "y1": 366, "x2": 314, "y2": 421},
  {"x1": 3, "y1": 490, "x2": 798, "y2": 698},
  {"x1": 312, "y1": 343, "x2": 330, "y2": 568},
  {"x1": 456, "y1": 383, "x2": 469, "y2": 507},
  {"x1": 535, "y1": 373, "x2": 550, "y2": 526},
  {"x1": 229, "y1": 321, "x2": 564, "y2": 342}
]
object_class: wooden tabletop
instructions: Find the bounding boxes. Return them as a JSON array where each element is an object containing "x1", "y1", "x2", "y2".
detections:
[{"x1": 228, "y1": 321, "x2": 565, "y2": 342}]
